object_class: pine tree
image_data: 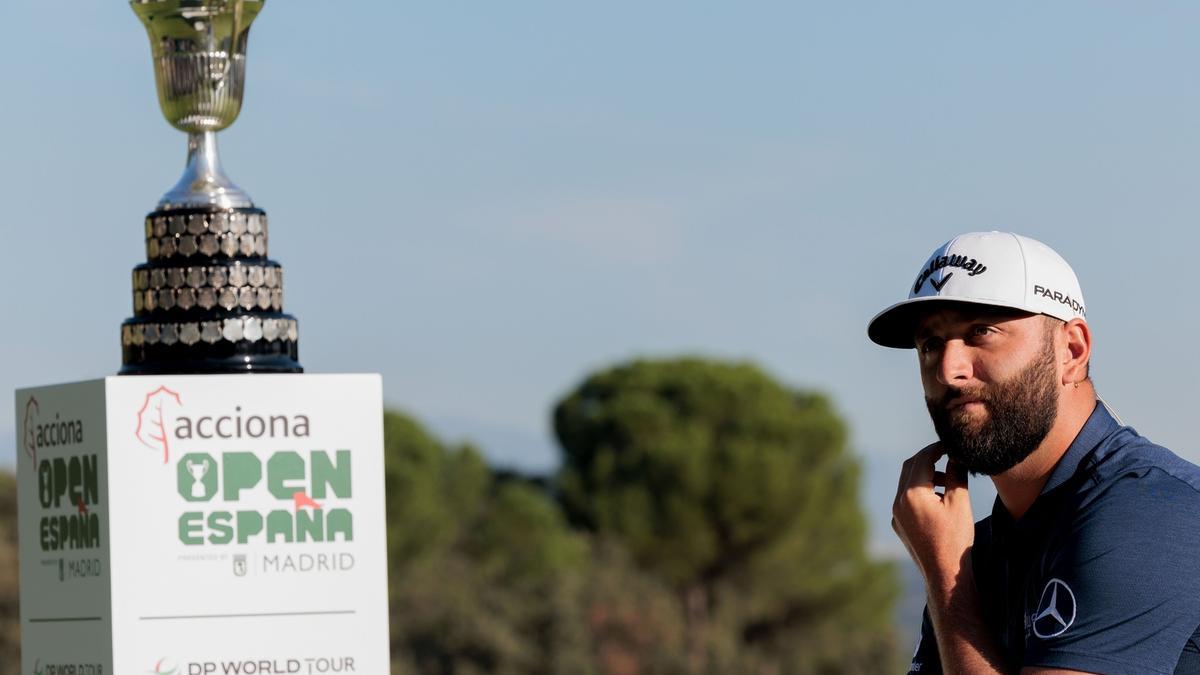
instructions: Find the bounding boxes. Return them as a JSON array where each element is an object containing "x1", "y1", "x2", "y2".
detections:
[{"x1": 554, "y1": 358, "x2": 900, "y2": 673}]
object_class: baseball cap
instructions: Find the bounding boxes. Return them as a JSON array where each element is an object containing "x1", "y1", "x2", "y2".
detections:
[{"x1": 867, "y1": 231, "x2": 1086, "y2": 348}]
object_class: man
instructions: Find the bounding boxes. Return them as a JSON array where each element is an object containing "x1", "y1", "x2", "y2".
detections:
[{"x1": 868, "y1": 232, "x2": 1200, "y2": 673}]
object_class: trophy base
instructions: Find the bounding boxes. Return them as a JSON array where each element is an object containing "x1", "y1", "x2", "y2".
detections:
[
  {"x1": 119, "y1": 205, "x2": 302, "y2": 375},
  {"x1": 119, "y1": 318, "x2": 302, "y2": 375}
]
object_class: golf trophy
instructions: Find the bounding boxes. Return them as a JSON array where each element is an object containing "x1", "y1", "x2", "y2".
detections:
[
  {"x1": 14, "y1": 2, "x2": 390, "y2": 670},
  {"x1": 121, "y1": 0, "x2": 299, "y2": 374}
]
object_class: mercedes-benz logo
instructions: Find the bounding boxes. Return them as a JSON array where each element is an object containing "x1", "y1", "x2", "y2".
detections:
[{"x1": 1032, "y1": 578, "x2": 1077, "y2": 638}]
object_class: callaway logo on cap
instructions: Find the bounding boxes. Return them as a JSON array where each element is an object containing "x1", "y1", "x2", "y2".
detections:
[{"x1": 867, "y1": 231, "x2": 1086, "y2": 348}]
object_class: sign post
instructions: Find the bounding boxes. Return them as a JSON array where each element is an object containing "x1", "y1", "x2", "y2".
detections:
[{"x1": 17, "y1": 375, "x2": 390, "y2": 672}]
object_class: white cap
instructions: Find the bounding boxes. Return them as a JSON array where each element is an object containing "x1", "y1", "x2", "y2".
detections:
[{"x1": 867, "y1": 232, "x2": 1086, "y2": 348}]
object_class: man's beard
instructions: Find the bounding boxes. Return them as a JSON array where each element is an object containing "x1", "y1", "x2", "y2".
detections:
[{"x1": 925, "y1": 339, "x2": 1059, "y2": 476}]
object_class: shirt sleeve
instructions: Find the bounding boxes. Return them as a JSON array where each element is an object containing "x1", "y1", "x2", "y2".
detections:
[
  {"x1": 1024, "y1": 469, "x2": 1200, "y2": 674},
  {"x1": 908, "y1": 606, "x2": 943, "y2": 674}
]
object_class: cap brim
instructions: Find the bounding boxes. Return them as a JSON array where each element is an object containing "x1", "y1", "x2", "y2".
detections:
[{"x1": 867, "y1": 296, "x2": 1045, "y2": 349}]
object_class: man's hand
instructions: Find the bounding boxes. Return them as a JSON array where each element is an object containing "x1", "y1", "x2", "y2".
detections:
[
  {"x1": 893, "y1": 445, "x2": 1009, "y2": 672},
  {"x1": 892, "y1": 443, "x2": 975, "y2": 592}
]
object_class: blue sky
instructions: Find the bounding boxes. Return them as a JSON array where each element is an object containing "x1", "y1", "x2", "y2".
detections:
[{"x1": 5, "y1": 1, "x2": 1200, "y2": 555}]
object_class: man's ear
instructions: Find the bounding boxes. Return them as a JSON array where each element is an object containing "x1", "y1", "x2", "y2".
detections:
[{"x1": 1060, "y1": 318, "x2": 1091, "y2": 386}]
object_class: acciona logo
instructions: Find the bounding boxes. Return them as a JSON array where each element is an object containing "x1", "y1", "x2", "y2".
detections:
[
  {"x1": 23, "y1": 397, "x2": 39, "y2": 466},
  {"x1": 135, "y1": 386, "x2": 183, "y2": 464},
  {"x1": 22, "y1": 395, "x2": 85, "y2": 470},
  {"x1": 134, "y1": 385, "x2": 311, "y2": 464},
  {"x1": 131, "y1": 385, "x2": 340, "y2": 548}
]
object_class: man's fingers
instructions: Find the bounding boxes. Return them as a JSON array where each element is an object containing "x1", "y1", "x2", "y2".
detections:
[
  {"x1": 942, "y1": 459, "x2": 970, "y2": 508},
  {"x1": 905, "y1": 443, "x2": 944, "y2": 487},
  {"x1": 894, "y1": 443, "x2": 946, "y2": 512},
  {"x1": 892, "y1": 448, "x2": 976, "y2": 578},
  {"x1": 944, "y1": 459, "x2": 969, "y2": 490}
]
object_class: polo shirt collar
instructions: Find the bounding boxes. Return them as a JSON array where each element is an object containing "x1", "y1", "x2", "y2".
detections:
[{"x1": 1039, "y1": 400, "x2": 1119, "y2": 496}]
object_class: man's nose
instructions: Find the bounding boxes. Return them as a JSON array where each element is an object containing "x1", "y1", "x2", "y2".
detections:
[{"x1": 937, "y1": 340, "x2": 973, "y2": 385}]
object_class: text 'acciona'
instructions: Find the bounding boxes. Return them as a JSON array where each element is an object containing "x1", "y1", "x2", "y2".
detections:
[{"x1": 173, "y1": 405, "x2": 310, "y2": 440}]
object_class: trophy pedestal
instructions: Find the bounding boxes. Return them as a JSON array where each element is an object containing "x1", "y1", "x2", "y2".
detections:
[
  {"x1": 121, "y1": 206, "x2": 303, "y2": 375},
  {"x1": 15, "y1": 374, "x2": 390, "y2": 672}
]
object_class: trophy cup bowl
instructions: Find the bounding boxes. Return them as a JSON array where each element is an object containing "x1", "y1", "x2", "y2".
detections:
[
  {"x1": 133, "y1": 0, "x2": 263, "y2": 133},
  {"x1": 122, "y1": 0, "x2": 301, "y2": 375},
  {"x1": 132, "y1": 0, "x2": 265, "y2": 209}
]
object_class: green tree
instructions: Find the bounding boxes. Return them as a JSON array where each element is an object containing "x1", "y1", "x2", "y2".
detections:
[
  {"x1": 0, "y1": 470, "x2": 17, "y2": 674},
  {"x1": 384, "y1": 411, "x2": 593, "y2": 675},
  {"x1": 554, "y1": 358, "x2": 900, "y2": 674},
  {"x1": 578, "y1": 538, "x2": 689, "y2": 675}
]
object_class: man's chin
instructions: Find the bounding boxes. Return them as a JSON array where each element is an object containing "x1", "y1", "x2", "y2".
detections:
[
  {"x1": 940, "y1": 448, "x2": 993, "y2": 476},
  {"x1": 939, "y1": 429, "x2": 993, "y2": 473},
  {"x1": 942, "y1": 438, "x2": 1037, "y2": 477},
  {"x1": 948, "y1": 405, "x2": 989, "y2": 426}
]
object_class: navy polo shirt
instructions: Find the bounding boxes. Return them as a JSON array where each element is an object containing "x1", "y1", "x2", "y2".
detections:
[{"x1": 909, "y1": 403, "x2": 1200, "y2": 674}]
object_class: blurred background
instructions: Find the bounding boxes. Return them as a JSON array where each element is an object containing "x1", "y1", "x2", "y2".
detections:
[{"x1": 5, "y1": 1, "x2": 1200, "y2": 671}]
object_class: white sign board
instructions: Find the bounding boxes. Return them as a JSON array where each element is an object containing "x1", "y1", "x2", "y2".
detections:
[{"x1": 16, "y1": 374, "x2": 389, "y2": 675}]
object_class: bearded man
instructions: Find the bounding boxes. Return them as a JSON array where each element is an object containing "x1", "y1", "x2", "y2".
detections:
[{"x1": 869, "y1": 232, "x2": 1200, "y2": 674}]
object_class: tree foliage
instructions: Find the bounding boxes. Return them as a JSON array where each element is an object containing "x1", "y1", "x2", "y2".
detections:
[
  {"x1": 384, "y1": 411, "x2": 594, "y2": 675},
  {"x1": 0, "y1": 470, "x2": 17, "y2": 675},
  {"x1": 554, "y1": 358, "x2": 900, "y2": 673},
  {"x1": 578, "y1": 539, "x2": 689, "y2": 675}
]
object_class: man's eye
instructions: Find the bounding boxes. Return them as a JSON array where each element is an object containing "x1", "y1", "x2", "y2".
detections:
[
  {"x1": 919, "y1": 338, "x2": 943, "y2": 354},
  {"x1": 969, "y1": 325, "x2": 994, "y2": 338}
]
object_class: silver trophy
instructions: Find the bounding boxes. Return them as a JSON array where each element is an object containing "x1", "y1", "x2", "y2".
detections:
[{"x1": 123, "y1": 0, "x2": 301, "y2": 374}]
